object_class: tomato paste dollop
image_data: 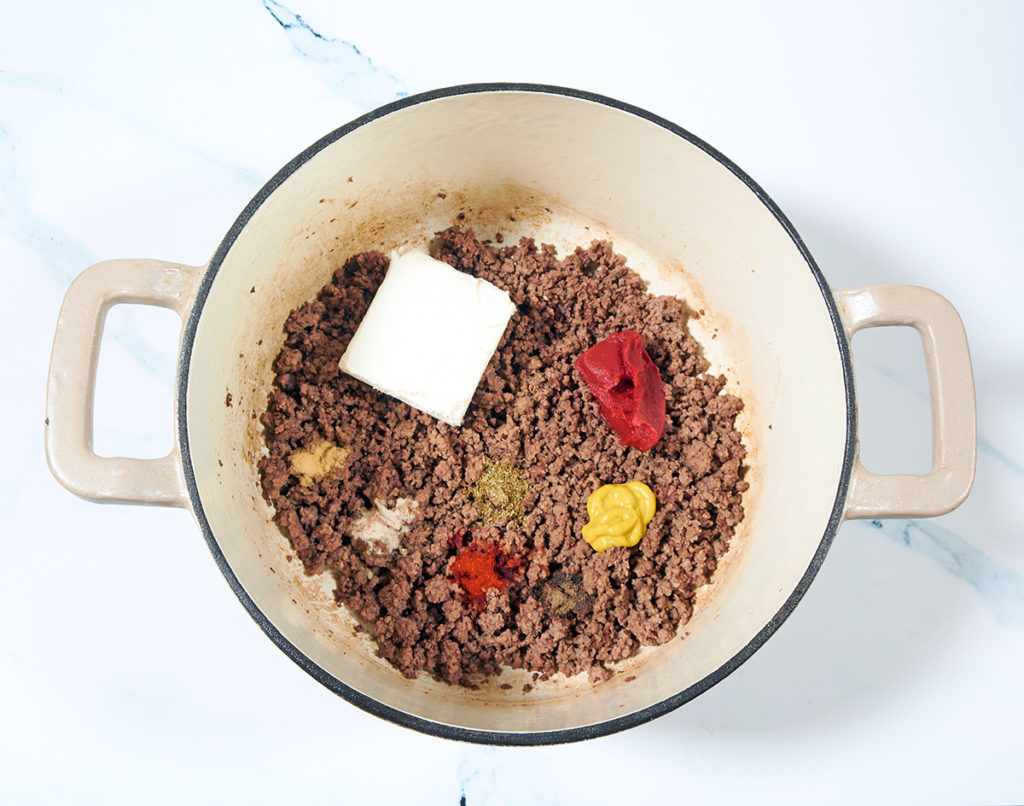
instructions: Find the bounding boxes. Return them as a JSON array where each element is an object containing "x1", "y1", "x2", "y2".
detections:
[{"x1": 574, "y1": 330, "x2": 666, "y2": 451}]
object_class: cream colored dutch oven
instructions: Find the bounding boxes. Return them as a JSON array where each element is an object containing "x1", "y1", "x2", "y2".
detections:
[{"x1": 45, "y1": 84, "x2": 976, "y2": 744}]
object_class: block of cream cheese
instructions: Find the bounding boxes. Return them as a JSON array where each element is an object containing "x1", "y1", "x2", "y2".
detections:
[{"x1": 338, "y1": 249, "x2": 517, "y2": 426}]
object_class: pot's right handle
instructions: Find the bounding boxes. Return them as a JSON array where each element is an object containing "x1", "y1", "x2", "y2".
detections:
[
  {"x1": 835, "y1": 285, "x2": 976, "y2": 520},
  {"x1": 45, "y1": 259, "x2": 202, "y2": 508}
]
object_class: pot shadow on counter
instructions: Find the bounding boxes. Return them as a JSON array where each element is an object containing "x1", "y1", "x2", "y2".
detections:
[{"x1": 641, "y1": 209, "x2": 1023, "y2": 737}]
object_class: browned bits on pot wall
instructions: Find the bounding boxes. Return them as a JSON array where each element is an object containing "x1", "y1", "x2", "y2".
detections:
[{"x1": 257, "y1": 227, "x2": 747, "y2": 686}]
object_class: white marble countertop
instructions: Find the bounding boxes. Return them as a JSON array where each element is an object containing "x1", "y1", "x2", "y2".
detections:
[{"x1": 3, "y1": 1, "x2": 1022, "y2": 802}]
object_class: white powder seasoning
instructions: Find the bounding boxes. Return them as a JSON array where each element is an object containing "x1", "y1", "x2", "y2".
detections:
[{"x1": 351, "y1": 498, "x2": 418, "y2": 554}]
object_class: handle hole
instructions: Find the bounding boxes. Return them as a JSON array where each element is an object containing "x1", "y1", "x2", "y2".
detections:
[
  {"x1": 851, "y1": 325, "x2": 933, "y2": 475},
  {"x1": 94, "y1": 304, "x2": 179, "y2": 459}
]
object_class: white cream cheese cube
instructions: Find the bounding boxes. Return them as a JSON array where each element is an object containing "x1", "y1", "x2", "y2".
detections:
[{"x1": 338, "y1": 250, "x2": 516, "y2": 426}]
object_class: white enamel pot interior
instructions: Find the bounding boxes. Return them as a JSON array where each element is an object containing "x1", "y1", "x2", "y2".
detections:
[{"x1": 45, "y1": 84, "x2": 977, "y2": 744}]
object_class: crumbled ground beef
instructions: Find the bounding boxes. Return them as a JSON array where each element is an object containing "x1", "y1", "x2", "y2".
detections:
[{"x1": 258, "y1": 226, "x2": 747, "y2": 686}]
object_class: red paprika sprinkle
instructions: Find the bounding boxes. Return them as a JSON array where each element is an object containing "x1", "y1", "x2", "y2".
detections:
[
  {"x1": 574, "y1": 329, "x2": 666, "y2": 451},
  {"x1": 449, "y1": 542, "x2": 520, "y2": 608}
]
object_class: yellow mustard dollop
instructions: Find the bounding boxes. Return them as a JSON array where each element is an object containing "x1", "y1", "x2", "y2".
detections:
[{"x1": 581, "y1": 481, "x2": 656, "y2": 552}]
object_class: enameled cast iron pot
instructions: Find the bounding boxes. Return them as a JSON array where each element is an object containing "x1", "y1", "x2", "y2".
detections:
[{"x1": 46, "y1": 84, "x2": 977, "y2": 745}]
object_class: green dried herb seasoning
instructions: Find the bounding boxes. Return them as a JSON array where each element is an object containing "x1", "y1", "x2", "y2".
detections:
[{"x1": 464, "y1": 457, "x2": 529, "y2": 524}]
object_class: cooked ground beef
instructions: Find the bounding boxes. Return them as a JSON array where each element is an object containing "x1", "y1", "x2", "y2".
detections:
[{"x1": 258, "y1": 226, "x2": 747, "y2": 685}]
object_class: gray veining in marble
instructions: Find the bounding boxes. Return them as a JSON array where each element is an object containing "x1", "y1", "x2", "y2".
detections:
[
  {"x1": 865, "y1": 518, "x2": 1024, "y2": 626},
  {"x1": 262, "y1": 0, "x2": 407, "y2": 108}
]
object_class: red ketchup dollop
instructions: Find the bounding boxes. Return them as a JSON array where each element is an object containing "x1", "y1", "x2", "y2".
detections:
[{"x1": 574, "y1": 330, "x2": 666, "y2": 451}]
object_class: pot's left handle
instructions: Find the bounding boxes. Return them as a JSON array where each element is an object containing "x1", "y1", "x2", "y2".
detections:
[{"x1": 45, "y1": 259, "x2": 203, "y2": 507}]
